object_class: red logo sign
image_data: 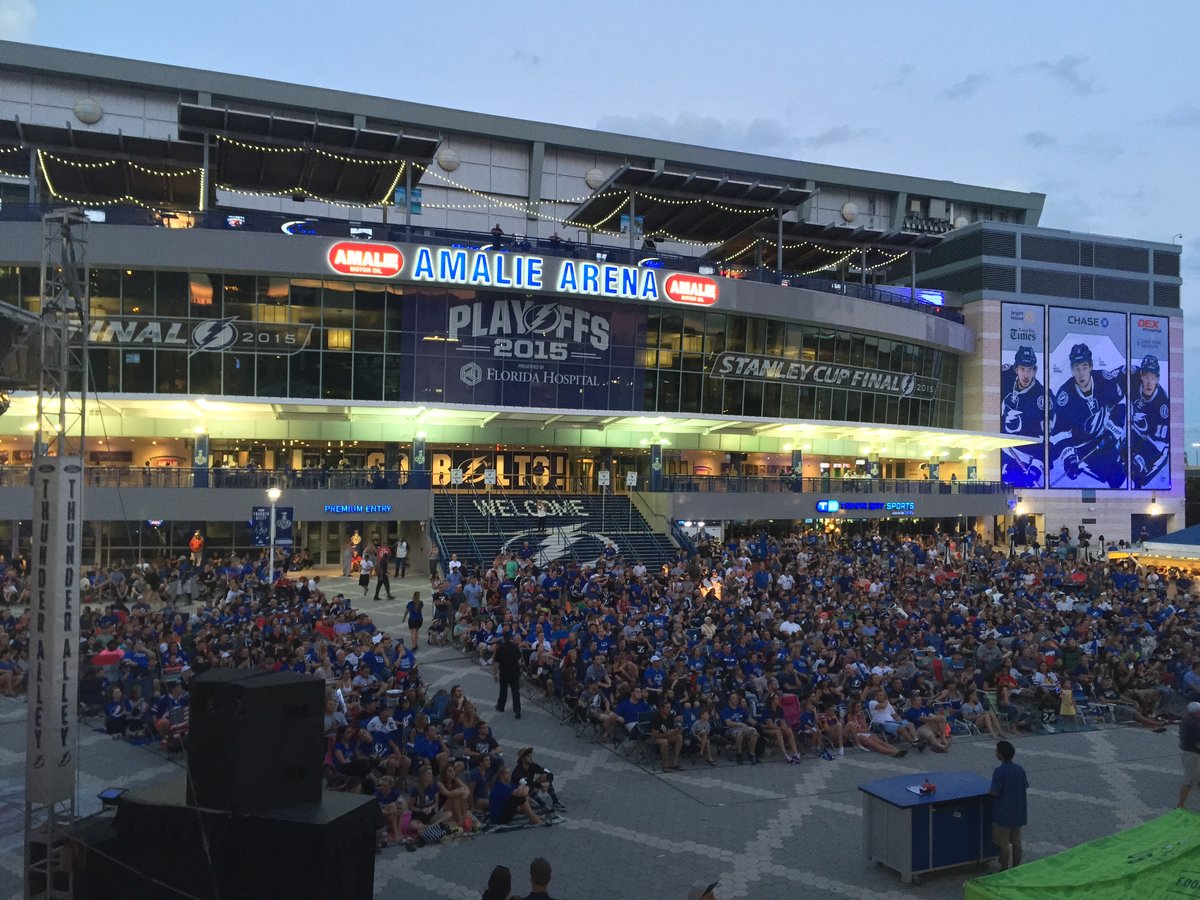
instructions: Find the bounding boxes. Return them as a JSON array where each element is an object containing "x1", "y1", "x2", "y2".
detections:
[
  {"x1": 1137, "y1": 318, "x2": 1160, "y2": 329},
  {"x1": 327, "y1": 242, "x2": 404, "y2": 278},
  {"x1": 663, "y1": 273, "x2": 719, "y2": 306}
]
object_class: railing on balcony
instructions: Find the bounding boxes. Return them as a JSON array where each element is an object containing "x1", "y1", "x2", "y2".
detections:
[
  {"x1": 0, "y1": 202, "x2": 963, "y2": 323},
  {"x1": 661, "y1": 475, "x2": 1011, "y2": 495}
]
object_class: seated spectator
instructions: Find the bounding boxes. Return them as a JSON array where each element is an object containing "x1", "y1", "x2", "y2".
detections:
[
  {"x1": 488, "y1": 766, "x2": 543, "y2": 827},
  {"x1": 868, "y1": 689, "x2": 921, "y2": 746},
  {"x1": 845, "y1": 702, "x2": 908, "y2": 758},
  {"x1": 513, "y1": 747, "x2": 564, "y2": 811},
  {"x1": 720, "y1": 692, "x2": 760, "y2": 765}
]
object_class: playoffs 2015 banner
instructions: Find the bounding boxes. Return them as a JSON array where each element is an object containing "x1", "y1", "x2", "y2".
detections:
[
  {"x1": 1128, "y1": 316, "x2": 1170, "y2": 490},
  {"x1": 1047, "y1": 307, "x2": 1128, "y2": 490},
  {"x1": 404, "y1": 291, "x2": 645, "y2": 412},
  {"x1": 1000, "y1": 304, "x2": 1047, "y2": 488}
]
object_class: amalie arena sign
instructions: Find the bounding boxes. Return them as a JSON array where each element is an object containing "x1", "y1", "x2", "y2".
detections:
[{"x1": 325, "y1": 241, "x2": 720, "y2": 307}]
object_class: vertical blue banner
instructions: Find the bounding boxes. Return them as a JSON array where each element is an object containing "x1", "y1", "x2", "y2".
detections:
[
  {"x1": 1129, "y1": 315, "x2": 1170, "y2": 490},
  {"x1": 1047, "y1": 307, "x2": 1128, "y2": 490},
  {"x1": 650, "y1": 443, "x2": 663, "y2": 491},
  {"x1": 409, "y1": 435, "x2": 429, "y2": 489},
  {"x1": 791, "y1": 449, "x2": 803, "y2": 473},
  {"x1": 929, "y1": 463, "x2": 940, "y2": 481},
  {"x1": 251, "y1": 506, "x2": 271, "y2": 546},
  {"x1": 1000, "y1": 303, "x2": 1047, "y2": 489},
  {"x1": 274, "y1": 506, "x2": 294, "y2": 547},
  {"x1": 193, "y1": 434, "x2": 209, "y2": 488}
]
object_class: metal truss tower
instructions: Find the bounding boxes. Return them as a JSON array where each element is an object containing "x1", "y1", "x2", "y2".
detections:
[{"x1": 24, "y1": 209, "x2": 89, "y2": 900}]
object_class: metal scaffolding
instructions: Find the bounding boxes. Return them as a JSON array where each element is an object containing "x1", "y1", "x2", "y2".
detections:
[{"x1": 24, "y1": 209, "x2": 89, "y2": 900}]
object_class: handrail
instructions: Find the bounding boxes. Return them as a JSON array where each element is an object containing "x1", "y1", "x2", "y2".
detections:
[
  {"x1": 428, "y1": 519, "x2": 449, "y2": 580},
  {"x1": 661, "y1": 474, "x2": 1010, "y2": 495},
  {"x1": 438, "y1": 481, "x2": 485, "y2": 570}
]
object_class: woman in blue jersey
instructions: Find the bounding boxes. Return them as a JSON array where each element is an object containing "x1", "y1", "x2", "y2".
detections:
[{"x1": 104, "y1": 685, "x2": 131, "y2": 736}]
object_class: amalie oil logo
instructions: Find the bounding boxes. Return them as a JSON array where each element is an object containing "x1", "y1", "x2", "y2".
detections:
[
  {"x1": 663, "y1": 273, "x2": 719, "y2": 306},
  {"x1": 327, "y1": 242, "x2": 404, "y2": 278}
]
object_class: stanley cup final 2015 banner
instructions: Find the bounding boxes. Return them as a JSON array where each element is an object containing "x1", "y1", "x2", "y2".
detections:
[
  {"x1": 27, "y1": 457, "x2": 82, "y2": 804},
  {"x1": 1128, "y1": 315, "x2": 1170, "y2": 490},
  {"x1": 1000, "y1": 304, "x2": 1047, "y2": 489},
  {"x1": 1047, "y1": 307, "x2": 1128, "y2": 490}
]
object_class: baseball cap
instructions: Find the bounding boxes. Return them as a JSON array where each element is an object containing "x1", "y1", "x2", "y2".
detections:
[{"x1": 1188, "y1": 702, "x2": 1200, "y2": 714}]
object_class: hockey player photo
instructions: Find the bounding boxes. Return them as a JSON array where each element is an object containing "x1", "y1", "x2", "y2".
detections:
[
  {"x1": 999, "y1": 344, "x2": 1045, "y2": 488},
  {"x1": 1130, "y1": 354, "x2": 1170, "y2": 490},
  {"x1": 1048, "y1": 342, "x2": 1127, "y2": 489}
]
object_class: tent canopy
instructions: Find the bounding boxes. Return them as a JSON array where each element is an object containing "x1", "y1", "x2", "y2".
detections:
[{"x1": 964, "y1": 809, "x2": 1200, "y2": 899}]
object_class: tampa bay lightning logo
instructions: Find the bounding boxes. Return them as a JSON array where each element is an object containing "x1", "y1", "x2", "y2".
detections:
[
  {"x1": 900, "y1": 374, "x2": 916, "y2": 397},
  {"x1": 190, "y1": 318, "x2": 238, "y2": 353},
  {"x1": 502, "y1": 524, "x2": 618, "y2": 567},
  {"x1": 522, "y1": 303, "x2": 563, "y2": 335}
]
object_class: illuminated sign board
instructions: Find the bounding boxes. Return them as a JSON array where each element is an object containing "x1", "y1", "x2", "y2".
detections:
[
  {"x1": 815, "y1": 500, "x2": 916, "y2": 514},
  {"x1": 327, "y1": 242, "x2": 405, "y2": 278},
  {"x1": 324, "y1": 504, "x2": 393, "y2": 514},
  {"x1": 322, "y1": 241, "x2": 721, "y2": 307},
  {"x1": 714, "y1": 353, "x2": 938, "y2": 398}
]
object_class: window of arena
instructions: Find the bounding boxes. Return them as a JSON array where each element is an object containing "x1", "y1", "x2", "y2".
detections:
[{"x1": 0, "y1": 267, "x2": 959, "y2": 428}]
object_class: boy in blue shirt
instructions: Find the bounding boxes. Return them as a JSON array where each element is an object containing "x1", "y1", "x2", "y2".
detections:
[{"x1": 989, "y1": 740, "x2": 1029, "y2": 870}]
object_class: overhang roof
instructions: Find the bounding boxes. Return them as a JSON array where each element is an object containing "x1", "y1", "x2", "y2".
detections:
[{"x1": 0, "y1": 394, "x2": 1028, "y2": 458}]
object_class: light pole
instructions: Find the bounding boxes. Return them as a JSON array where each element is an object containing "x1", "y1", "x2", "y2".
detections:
[
  {"x1": 1192, "y1": 442, "x2": 1199, "y2": 467},
  {"x1": 267, "y1": 486, "x2": 282, "y2": 585}
]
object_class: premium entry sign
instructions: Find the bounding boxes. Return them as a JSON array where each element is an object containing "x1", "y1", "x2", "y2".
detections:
[{"x1": 711, "y1": 353, "x2": 938, "y2": 398}]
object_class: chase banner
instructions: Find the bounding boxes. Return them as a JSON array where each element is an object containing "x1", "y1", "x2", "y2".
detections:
[
  {"x1": 1000, "y1": 303, "x2": 1047, "y2": 489},
  {"x1": 1047, "y1": 307, "x2": 1128, "y2": 490}
]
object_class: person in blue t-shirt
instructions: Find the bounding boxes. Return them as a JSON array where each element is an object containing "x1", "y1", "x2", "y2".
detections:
[
  {"x1": 104, "y1": 685, "x2": 131, "y2": 736},
  {"x1": 488, "y1": 766, "x2": 543, "y2": 826},
  {"x1": 988, "y1": 740, "x2": 1029, "y2": 870}
]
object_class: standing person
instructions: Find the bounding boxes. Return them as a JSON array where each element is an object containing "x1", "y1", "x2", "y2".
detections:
[
  {"x1": 374, "y1": 549, "x2": 393, "y2": 601},
  {"x1": 394, "y1": 536, "x2": 408, "y2": 578},
  {"x1": 524, "y1": 857, "x2": 555, "y2": 900},
  {"x1": 406, "y1": 591, "x2": 424, "y2": 650},
  {"x1": 988, "y1": 740, "x2": 1029, "y2": 871},
  {"x1": 428, "y1": 543, "x2": 440, "y2": 580},
  {"x1": 531, "y1": 460, "x2": 547, "y2": 492},
  {"x1": 1177, "y1": 702, "x2": 1200, "y2": 809},
  {"x1": 535, "y1": 499, "x2": 548, "y2": 534},
  {"x1": 342, "y1": 536, "x2": 355, "y2": 577},
  {"x1": 358, "y1": 551, "x2": 374, "y2": 597},
  {"x1": 494, "y1": 631, "x2": 522, "y2": 719}
]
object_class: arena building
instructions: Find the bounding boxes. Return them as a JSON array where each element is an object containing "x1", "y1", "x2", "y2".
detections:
[{"x1": 0, "y1": 41, "x2": 1184, "y2": 566}]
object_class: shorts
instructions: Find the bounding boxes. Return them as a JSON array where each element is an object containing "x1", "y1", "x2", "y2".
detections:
[
  {"x1": 992, "y1": 824, "x2": 1022, "y2": 847},
  {"x1": 1183, "y1": 752, "x2": 1200, "y2": 788},
  {"x1": 878, "y1": 721, "x2": 901, "y2": 736}
]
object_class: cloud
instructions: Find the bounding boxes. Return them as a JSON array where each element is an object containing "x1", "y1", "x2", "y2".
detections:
[
  {"x1": 804, "y1": 125, "x2": 880, "y2": 148},
  {"x1": 1035, "y1": 53, "x2": 1100, "y2": 96},
  {"x1": 1148, "y1": 106, "x2": 1200, "y2": 128},
  {"x1": 510, "y1": 50, "x2": 541, "y2": 68},
  {"x1": 0, "y1": 0, "x2": 34, "y2": 41},
  {"x1": 594, "y1": 111, "x2": 793, "y2": 154},
  {"x1": 941, "y1": 73, "x2": 987, "y2": 100},
  {"x1": 1024, "y1": 131, "x2": 1057, "y2": 149},
  {"x1": 873, "y1": 66, "x2": 914, "y2": 91}
]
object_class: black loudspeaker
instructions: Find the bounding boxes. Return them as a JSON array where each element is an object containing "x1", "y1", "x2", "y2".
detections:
[
  {"x1": 73, "y1": 777, "x2": 377, "y2": 900},
  {"x1": 187, "y1": 669, "x2": 324, "y2": 813}
]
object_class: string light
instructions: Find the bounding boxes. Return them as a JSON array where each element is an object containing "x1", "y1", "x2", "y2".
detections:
[
  {"x1": 634, "y1": 190, "x2": 772, "y2": 216},
  {"x1": 129, "y1": 161, "x2": 203, "y2": 178},
  {"x1": 0, "y1": 146, "x2": 20, "y2": 154},
  {"x1": 377, "y1": 161, "x2": 406, "y2": 205},
  {"x1": 215, "y1": 183, "x2": 388, "y2": 209},
  {"x1": 41, "y1": 152, "x2": 118, "y2": 170}
]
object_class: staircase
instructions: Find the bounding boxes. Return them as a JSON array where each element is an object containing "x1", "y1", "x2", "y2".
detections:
[{"x1": 432, "y1": 488, "x2": 677, "y2": 571}]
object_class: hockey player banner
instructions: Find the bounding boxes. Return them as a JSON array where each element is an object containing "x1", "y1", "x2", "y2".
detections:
[
  {"x1": 1128, "y1": 316, "x2": 1170, "y2": 490},
  {"x1": 1000, "y1": 303, "x2": 1047, "y2": 488},
  {"x1": 1047, "y1": 308, "x2": 1128, "y2": 490}
]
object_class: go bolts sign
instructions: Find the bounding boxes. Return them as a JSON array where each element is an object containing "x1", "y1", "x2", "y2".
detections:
[
  {"x1": 322, "y1": 240, "x2": 721, "y2": 307},
  {"x1": 327, "y1": 241, "x2": 405, "y2": 278}
]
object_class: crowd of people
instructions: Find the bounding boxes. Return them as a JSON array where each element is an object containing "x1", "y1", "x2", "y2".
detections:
[{"x1": 0, "y1": 517, "x2": 1198, "y2": 867}]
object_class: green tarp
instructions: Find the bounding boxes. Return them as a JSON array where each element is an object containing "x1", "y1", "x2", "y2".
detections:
[{"x1": 965, "y1": 809, "x2": 1200, "y2": 899}]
